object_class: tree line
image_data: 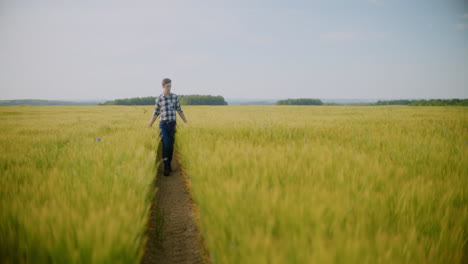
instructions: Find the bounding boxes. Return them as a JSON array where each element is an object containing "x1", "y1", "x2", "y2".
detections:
[
  {"x1": 98, "y1": 96, "x2": 467, "y2": 106},
  {"x1": 275, "y1": 98, "x2": 467, "y2": 106},
  {"x1": 98, "y1": 96, "x2": 155, "y2": 105},
  {"x1": 99, "y1": 95, "x2": 228, "y2": 105},
  {"x1": 375, "y1": 99, "x2": 468, "y2": 106},
  {"x1": 276, "y1": 98, "x2": 323, "y2": 105},
  {"x1": 179, "y1": 95, "x2": 228, "y2": 105}
]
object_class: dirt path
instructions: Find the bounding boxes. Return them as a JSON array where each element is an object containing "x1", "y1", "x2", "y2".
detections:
[{"x1": 141, "y1": 151, "x2": 210, "y2": 264}]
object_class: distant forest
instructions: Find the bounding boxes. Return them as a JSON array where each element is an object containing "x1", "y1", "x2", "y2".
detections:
[
  {"x1": 2, "y1": 97, "x2": 466, "y2": 106},
  {"x1": 374, "y1": 99, "x2": 468, "y2": 106},
  {"x1": 275, "y1": 98, "x2": 468, "y2": 106},
  {"x1": 179, "y1": 95, "x2": 227, "y2": 105},
  {"x1": 276, "y1": 98, "x2": 323, "y2": 105},
  {"x1": 0, "y1": 99, "x2": 98, "y2": 106},
  {"x1": 99, "y1": 95, "x2": 228, "y2": 105},
  {"x1": 98, "y1": 96, "x2": 155, "y2": 105}
]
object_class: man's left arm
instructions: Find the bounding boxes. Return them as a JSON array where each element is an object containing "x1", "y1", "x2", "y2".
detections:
[{"x1": 176, "y1": 96, "x2": 188, "y2": 123}]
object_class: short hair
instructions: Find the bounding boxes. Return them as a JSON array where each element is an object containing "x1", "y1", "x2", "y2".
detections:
[{"x1": 162, "y1": 78, "x2": 171, "y2": 86}]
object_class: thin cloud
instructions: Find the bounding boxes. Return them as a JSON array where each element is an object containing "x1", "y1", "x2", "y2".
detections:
[
  {"x1": 369, "y1": 32, "x2": 389, "y2": 40},
  {"x1": 320, "y1": 31, "x2": 359, "y2": 41},
  {"x1": 320, "y1": 31, "x2": 388, "y2": 41},
  {"x1": 368, "y1": 0, "x2": 384, "y2": 4},
  {"x1": 456, "y1": 23, "x2": 467, "y2": 30}
]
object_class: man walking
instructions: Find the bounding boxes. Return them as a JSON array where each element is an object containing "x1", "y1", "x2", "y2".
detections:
[{"x1": 148, "y1": 78, "x2": 188, "y2": 176}]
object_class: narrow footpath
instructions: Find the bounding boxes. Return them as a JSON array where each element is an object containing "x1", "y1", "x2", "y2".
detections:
[{"x1": 141, "y1": 151, "x2": 210, "y2": 264}]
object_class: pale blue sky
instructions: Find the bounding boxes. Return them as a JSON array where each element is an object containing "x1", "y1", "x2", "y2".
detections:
[{"x1": 0, "y1": 0, "x2": 467, "y2": 101}]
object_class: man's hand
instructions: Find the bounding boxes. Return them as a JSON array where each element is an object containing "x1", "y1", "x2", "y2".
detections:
[
  {"x1": 149, "y1": 115, "x2": 157, "y2": 127},
  {"x1": 179, "y1": 112, "x2": 188, "y2": 124}
]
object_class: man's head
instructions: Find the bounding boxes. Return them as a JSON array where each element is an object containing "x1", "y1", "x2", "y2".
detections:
[{"x1": 162, "y1": 78, "x2": 171, "y2": 95}]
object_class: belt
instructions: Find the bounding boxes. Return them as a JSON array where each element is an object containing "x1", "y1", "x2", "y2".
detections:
[{"x1": 160, "y1": 120, "x2": 176, "y2": 124}]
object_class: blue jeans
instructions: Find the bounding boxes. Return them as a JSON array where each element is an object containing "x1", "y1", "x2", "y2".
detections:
[{"x1": 159, "y1": 121, "x2": 176, "y2": 169}]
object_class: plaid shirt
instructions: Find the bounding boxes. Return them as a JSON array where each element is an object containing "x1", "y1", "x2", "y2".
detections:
[{"x1": 153, "y1": 93, "x2": 183, "y2": 121}]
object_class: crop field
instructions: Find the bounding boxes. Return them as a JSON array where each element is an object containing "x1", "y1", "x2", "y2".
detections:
[
  {"x1": 1, "y1": 105, "x2": 467, "y2": 263},
  {"x1": 0, "y1": 106, "x2": 159, "y2": 263},
  {"x1": 176, "y1": 105, "x2": 467, "y2": 263}
]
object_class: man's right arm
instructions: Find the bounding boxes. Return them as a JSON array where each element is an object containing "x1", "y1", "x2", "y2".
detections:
[
  {"x1": 148, "y1": 97, "x2": 160, "y2": 127},
  {"x1": 148, "y1": 115, "x2": 158, "y2": 127}
]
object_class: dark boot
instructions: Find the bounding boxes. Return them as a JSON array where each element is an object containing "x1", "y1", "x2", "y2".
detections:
[{"x1": 163, "y1": 167, "x2": 170, "y2": 176}]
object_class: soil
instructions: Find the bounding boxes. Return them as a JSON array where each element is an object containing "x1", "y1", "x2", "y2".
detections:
[{"x1": 141, "y1": 151, "x2": 210, "y2": 264}]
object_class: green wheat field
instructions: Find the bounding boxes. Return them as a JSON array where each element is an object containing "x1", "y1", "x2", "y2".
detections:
[{"x1": 1, "y1": 105, "x2": 467, "y2": 263}]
